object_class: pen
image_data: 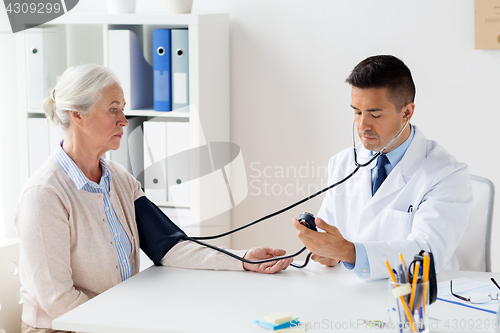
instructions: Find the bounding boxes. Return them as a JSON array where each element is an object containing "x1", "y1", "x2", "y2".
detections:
[
  {"x1": 409, "y1": 261, "x2": 420, "y2": 312},
  {"x1": 384, "y1": 256, "x2": 417, "y2": 333},
  {"x1": 398, "y1": 254, "x2": 408, "y2": 283},
  {"x1": 398, "y1": 254, "x2": 409, "y2": 304},
  {"x1": 398, "y1": 266, "x2": 406, "y2": 284},
  {"x1": 393, "y1": 268, "x2": 400, "y2": 283},
  {"x1": 418, "y1": 305, "x2": 423, "y2": 332},
  {"x1": 415, "y1": 269, "x2": 423, "y2": 332},
  {"x1": 393, "y1": 268, "x2": 405, "y2": 331}
]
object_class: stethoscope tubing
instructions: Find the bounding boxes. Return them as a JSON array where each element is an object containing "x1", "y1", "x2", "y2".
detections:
[
  {"x1": 188, "y1": 118, "x2": 410, "y2": 267},
  {"x1": 352, "y1": 117, "x2": 409, "y2": 167},
  {"x1": 184, "y1": 235, "x2": 309, "y2": 265}
]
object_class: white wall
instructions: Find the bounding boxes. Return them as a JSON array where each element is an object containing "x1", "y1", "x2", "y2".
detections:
[
  {"x1": 2, "y1": 0, "x2": 500, "y2": 270},
  {"x1": 192, "y1": 0, "x2": 500, "y2": 270}
]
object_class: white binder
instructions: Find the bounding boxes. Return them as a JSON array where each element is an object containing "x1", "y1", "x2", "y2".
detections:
[
  {"x1": 27, "y1": 118, "x2": 50, "y2": 175},
  {"x1": 49, "y1": 126, "x2": 65, "y2": 154},
  {"x1": 108, "y1": 29, "x2": 153, "y2": 110},
  {"x1": 166, "y1": 121, "x2": 190, "y2": 204},
  {"x1": 25, "y1": 27, "x2": 66, "y2": 110},
  {"x1": 159, "y1": 207, "x2": 191, "y2": 229},
  {"x1": 110, "y1": 116, "x2": 146, "y2": 187},
  {"x1": 143, "y1": 120, "x2": 168, "y2": 202}
]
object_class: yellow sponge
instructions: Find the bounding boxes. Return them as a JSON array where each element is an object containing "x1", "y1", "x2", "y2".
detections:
[{"x1": 263, "y1": 311, "x2": 292, "y2": 324}]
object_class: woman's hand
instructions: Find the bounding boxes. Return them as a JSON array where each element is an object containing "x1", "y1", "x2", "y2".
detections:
[{"x1": 242, "y1": 247, "x2": 293, "y2": 274}]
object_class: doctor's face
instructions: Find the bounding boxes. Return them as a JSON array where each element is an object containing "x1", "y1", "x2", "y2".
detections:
[{"x1": 351, "y1": 87, "x2": 413, "y2": 153}]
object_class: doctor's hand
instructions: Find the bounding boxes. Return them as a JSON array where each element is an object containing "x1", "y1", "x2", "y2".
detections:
[
  {"x1": 242, "y1": 247, "x2": 293, "y2": 274},
  {"x1": 292, "y1": 217, "x2": 356, "y2": 265}
]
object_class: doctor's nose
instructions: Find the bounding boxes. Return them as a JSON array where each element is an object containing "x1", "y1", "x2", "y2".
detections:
[{"x1": 357, "y1": 114, "x2": 372, "y2": 132}]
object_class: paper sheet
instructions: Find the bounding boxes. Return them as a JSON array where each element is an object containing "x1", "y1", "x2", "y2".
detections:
[{"x1": 437, "y1": 277, "x2": 499, "y2": 313}]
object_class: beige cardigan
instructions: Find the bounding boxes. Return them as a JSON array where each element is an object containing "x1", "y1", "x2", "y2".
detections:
[{"x1": 15, "y1": 157, "x2": 245, "y2": 329}]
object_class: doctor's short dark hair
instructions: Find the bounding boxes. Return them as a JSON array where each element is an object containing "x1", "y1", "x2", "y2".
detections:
[{"x1": 346, "y1": 55, "x2": 416, "y2": 111}]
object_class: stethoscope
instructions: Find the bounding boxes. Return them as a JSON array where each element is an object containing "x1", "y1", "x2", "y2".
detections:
[
  {"x1": 352, "y1": 117, "x2": 410, "y2": 168},
  {"x1": 182, "y1": 117, "x2": 411, "y2": 268}
]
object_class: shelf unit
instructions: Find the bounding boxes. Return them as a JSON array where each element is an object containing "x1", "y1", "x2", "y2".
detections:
[
  {"x1": 16, "y1": 13, "x2": 231, "y2": 247},
  {"x1": 28, "y1": 108, "x2": 191, "y2": 119}
]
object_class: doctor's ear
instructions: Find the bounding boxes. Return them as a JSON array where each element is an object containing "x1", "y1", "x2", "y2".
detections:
[{"x1": 402, "y1": 102, "x2": 415, "y2": 120}]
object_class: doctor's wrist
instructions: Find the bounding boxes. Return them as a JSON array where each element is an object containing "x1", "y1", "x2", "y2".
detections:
[{"x1": 340, "y1": 241, "x2": 356, "y2": 265}]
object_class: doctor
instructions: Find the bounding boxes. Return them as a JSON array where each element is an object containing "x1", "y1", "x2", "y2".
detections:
[{"x1": 293, "y1": 55, "x2": 472, "y2": 280}]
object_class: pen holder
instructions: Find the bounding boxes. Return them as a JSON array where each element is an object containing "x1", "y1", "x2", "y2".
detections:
[{"x1": 388, "y1": 280, "x2": 430, "y2": 333}]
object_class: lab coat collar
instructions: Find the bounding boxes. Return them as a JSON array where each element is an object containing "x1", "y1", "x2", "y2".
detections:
[{"x1": 358, "y1": 125, "x2": 427, "y2": 205}]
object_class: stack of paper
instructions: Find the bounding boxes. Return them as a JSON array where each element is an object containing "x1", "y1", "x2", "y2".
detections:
[{"x1": 254, "y1": 312, "x2": 305, "y2": 331}]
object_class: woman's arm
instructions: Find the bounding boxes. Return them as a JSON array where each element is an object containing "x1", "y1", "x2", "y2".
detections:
[{"x1": 16, "y1": 186, "x2": 90, "y2": 320}]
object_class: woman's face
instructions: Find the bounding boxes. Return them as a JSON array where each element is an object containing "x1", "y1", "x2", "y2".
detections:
[{"x1": 79, "y1": 83, "x2": 129, "y2": 153}]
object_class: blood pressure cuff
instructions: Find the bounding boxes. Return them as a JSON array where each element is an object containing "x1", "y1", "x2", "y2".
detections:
[{"x1": 134, "y1": 196, "x2": 187, "y2": 266}]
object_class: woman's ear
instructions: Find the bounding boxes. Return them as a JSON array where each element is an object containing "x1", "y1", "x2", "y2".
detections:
[{"x1": 69, "y1": 110, "x2": 83, "y2": 127}]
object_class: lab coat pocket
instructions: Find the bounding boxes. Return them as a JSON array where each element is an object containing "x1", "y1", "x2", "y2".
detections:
[{"x1": 376, "y1": 208, "x2": 412, "y2": 241}]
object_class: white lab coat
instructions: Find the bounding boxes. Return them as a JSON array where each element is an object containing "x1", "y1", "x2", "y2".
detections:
[{"x1": 317, "y1": 125, "x2": 472, "y2": 280}]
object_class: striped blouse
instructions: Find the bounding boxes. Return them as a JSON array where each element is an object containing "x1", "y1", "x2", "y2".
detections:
[{"x1": 53, "y1": 144, "x2": 132, "y2": 281}]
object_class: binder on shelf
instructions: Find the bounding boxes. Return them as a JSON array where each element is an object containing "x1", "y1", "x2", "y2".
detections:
[
  {"x1": 27, "y1": 118, "x2": 50, "y2": 175},
  {"x1": 27, "y1": 119, "x2": 65, "y2": 175},
  {"x1": 171, "y1": 29, "x2": 189, "y2": 111},
  {"x1": 108, "y1": 29, "x2": 153, "y2": 110},
  {"x1": 110, "y1": 116, "x2": 146, "y2": 187},
  {"x1": 143, "y1": 120, "x2": 168, "y2": 202},
  {"x1": 110, "y1": 129, "x2": 130, "y2": 172},
  {"x1": 152, "y1": 29, "x2": 172, "y2": 112},
  {"x1": 166, "y1": 121, "x2": 190, "y2": 204},
  {"x1": 128, "y1": 118, "x2": 146, "y2": 187},
  {"x1": 25, "y1": 27, "x2": 66, "y2": 110}
]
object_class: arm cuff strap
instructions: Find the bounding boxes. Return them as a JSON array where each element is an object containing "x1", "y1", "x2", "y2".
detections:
[{"x1": 134, "y1": 196, "x2": 187, "y2": 266}]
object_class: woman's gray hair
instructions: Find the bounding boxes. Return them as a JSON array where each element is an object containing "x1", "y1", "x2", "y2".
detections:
[{"x1": 43, "y1": 64, "x2": 120, "y2": 130}]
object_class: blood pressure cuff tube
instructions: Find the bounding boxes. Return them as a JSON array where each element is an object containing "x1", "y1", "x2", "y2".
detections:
[{"x1": 134, "y1": 196, "x2": 187, "y2": 266}]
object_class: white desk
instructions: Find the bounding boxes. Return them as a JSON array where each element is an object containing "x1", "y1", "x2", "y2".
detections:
[{"x1": 53, "y1": 263, "x2": 500, "y2": 333}]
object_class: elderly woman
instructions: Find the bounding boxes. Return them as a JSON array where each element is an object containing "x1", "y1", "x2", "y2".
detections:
[{"x1": 15, "y1": 64, "x2": 292, "y2": 333}]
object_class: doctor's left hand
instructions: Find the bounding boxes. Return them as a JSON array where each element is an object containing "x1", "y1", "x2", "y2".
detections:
[
  {"x1": 242, "y1": 248, "x2": 293, "y2": 274},
  {"x1": 293, "y1": 217, "x2": 356, "y2": 265}
]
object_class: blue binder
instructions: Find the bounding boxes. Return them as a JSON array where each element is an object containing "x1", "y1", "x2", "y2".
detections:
[
  {"x1": 171, "y1": 29, "x2": 189, "y2": 111},
  {"x1": 153, "y1": 29, "x2": 172, "y2": 112}
]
